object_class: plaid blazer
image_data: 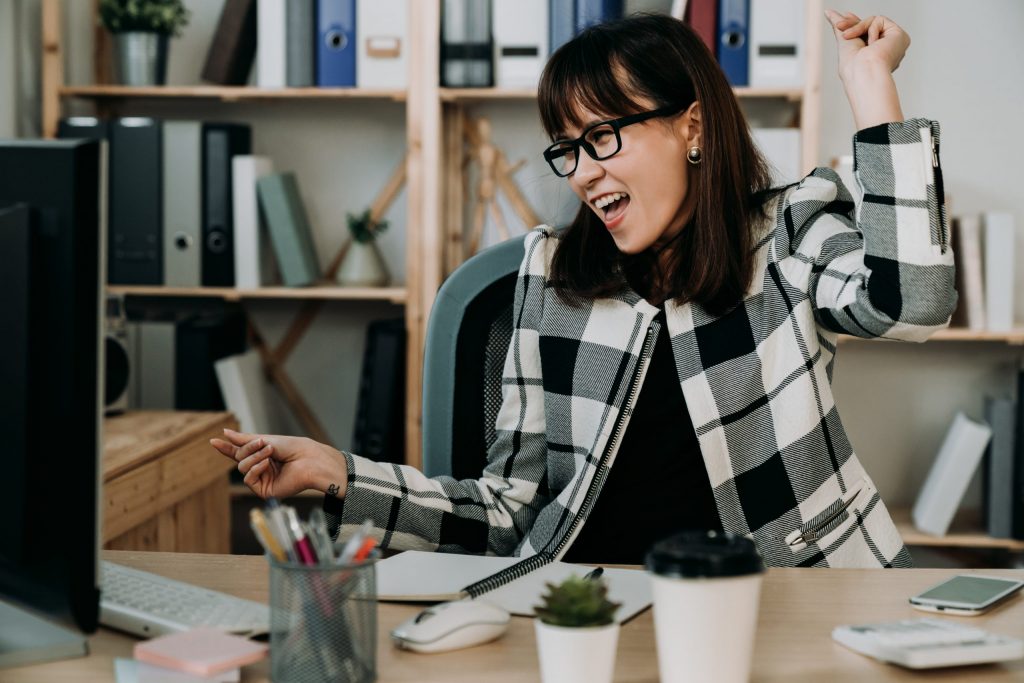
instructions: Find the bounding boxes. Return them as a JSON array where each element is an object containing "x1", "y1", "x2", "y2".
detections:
[{"x1": 329, "y1": 118, "x2": 956, "y2": 568}]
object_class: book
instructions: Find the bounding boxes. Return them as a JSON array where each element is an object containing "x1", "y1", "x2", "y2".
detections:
[
  {"x1": 912, "y1": 412, "x2": 992, "y2": 537},
  {"x1": 257, "y1": 0, "x2": 287, "y2": 88},
  {"x1": 201, "y1": 0, "x2": 258, "y2": 85},
  {"x1": 954, "y1": 215, "x2": 987, "y2": 330},
  {"x1": 374, "y1": 550, "x2": 652, "y2": 623},
  {"x1": 232, "y1": 155, "x2": 277, "y2": 288},
  {"x1": 982, "y1": 396, "x2": 1016, "y2": 539},
  {"x1": 286, "y1": 0, "x2": 315, "y2": 87},
  {"x1": 256, "y1": 172, "x2": 321, "y2": 287},
  {"x1": 982, "y1": 211, "x2": 1016, "y2": 332}
]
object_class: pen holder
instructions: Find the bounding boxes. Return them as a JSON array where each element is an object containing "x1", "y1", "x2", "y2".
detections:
[{"x1": 269, "y1": 557, "x2": 377, "y2": 683}]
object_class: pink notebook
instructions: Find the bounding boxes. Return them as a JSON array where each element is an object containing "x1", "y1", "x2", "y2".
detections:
[{"x1": 133, "y1": 628, "x2": 268, "y2": 677}]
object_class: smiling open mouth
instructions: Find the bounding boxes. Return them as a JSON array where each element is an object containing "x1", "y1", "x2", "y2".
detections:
[{"x1": 601, "y1": 194, "x2": 630, "y2": 223}]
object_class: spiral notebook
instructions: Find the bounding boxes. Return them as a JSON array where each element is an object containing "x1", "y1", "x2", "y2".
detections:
[{"x1": 375, "y1": 550, "x2": 652, "y2": 623}]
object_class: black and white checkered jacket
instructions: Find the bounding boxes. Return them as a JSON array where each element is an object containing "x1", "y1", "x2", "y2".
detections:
[{"x1": 331, "y1": 118, "x2": 955, "y2": 568}]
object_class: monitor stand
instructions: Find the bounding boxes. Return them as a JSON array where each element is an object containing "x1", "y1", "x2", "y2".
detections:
[{"x1": 0, "y1": 601, "x2": 88, "y2": 669}]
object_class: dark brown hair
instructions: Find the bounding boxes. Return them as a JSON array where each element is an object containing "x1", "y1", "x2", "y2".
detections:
[{"x1": 538, "y1": 13, "x2": 783, "y2": 314}]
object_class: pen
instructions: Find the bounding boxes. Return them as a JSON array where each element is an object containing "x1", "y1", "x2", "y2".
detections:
[
  {"x1": 250, "y1": 508, "x2": 287, "y2": 562},
  {"x1": 335, "y1": 520, "x2": 372, "y2": 565},
  {"x1": 266, "y1": 501, "x2": 298, "y2": 563},
  {"x1": 308, "y1": 508, "x2": 336, "y2": 565},
  {"x1": 284, "y1": 507, "x2": 319, "y2": 565},
  {"x1": 583, "y1": 567, "x2": 604, "y2": 581}
]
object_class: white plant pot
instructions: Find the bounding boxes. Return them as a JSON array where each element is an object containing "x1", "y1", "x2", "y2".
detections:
[
  {"x1": 534, "y1": 620, "x2": 619, "y2": 683},
  {"x1": 336, "y1": 239, "x2": 390, "y2": 287}
]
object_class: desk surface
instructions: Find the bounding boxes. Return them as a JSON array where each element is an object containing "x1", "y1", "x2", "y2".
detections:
[{"x1": 6, "y1": 551, "x2": 1024, "y2": 682}]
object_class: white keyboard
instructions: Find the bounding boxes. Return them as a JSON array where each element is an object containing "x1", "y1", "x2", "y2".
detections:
[
  {"x1": 832, "y1": 617, "x2": 1024, "y2": 669},
  {"x1": 101, "y1": 561, "x2": 269, "y2": 638}
]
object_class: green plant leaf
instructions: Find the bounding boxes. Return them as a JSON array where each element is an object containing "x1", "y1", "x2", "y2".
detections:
[{"x1": 533, "y1": 575, "x2": 622, "y2": 628}]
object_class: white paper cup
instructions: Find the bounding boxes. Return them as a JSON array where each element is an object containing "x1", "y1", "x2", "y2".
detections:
[{"x1": 645, "y1": 531, "x2": 764, "y2": 683}]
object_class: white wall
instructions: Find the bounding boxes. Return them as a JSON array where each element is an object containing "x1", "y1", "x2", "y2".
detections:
[{"x1": 59, "y1": 1, "x2": 1024, "y2": 505}]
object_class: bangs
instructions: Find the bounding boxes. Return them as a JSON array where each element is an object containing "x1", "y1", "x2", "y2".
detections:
[{"x1": 539, "y1": 36, "x2": 648, "y2": 141}]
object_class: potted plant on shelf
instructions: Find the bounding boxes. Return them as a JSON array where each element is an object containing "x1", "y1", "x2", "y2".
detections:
[
  {"x1": 99, "y1": 0, "x2": 190, "y2": 86},
  {"x1": 337, "y1": 209, "x2": 391, "y2": 287},
  {"x1": 534, "y1": 574, "x2": 622, "y2": 683}
]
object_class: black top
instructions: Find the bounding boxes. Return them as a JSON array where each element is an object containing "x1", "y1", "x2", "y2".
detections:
[{"x1": 563, "y1": 311, "x2": 722, "y2": 565}]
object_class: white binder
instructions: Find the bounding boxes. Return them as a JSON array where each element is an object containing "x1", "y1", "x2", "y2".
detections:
[
  {"x1": 983, "y1": 211, "x2": 1016, "y2": 332},
  {"x1": 749, "y1": 0, "x2": 805, "y2": 88},
  {"x1": 162, "y1": 121, "x2": 202, "y2": 287},
  {"x1": 257, "y1": 0, "x2": 287, "y2": 88},
  {"x1": 493, "y1": 0, "x2": 548, "y2": 88},
  {"x1": 232, "y1": 155, "x2": 276, "y2": 289},
  {"x1": 751, "y1": 128, "x2": 801, "y2": 186},
  {"x1": 357, "y1": 0, "x2": 409, "y2": 89}
]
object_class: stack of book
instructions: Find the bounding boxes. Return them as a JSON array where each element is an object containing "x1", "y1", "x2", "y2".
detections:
[{"x1": 949, "y1": 212, "x2": 1018, "y2": 332}]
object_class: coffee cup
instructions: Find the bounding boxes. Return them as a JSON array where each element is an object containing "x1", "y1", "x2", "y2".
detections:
[{"x1": 645, "y1": 530, "x2": 765, "y2": 683}]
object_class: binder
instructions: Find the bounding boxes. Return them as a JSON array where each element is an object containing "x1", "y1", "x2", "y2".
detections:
[
  {"x1": 717, "y1": 0, "x2": 749, "y2": 86},
  {"x1": 549, "y1": 0, "x2": 575, "y2": 53},
  {"x1": 201, "y1": 0, "x2": 258, "y2": 85},
  {"x1": 256, "y1": 172, "x2": 321, "y2": 287},
  {"x1": 352, "y1": 318, "x2": 406, "y2": 464},
  {"x1": 232, "y1": 155, "x2": 276, "y2": 288},
  {"x1": 357, "y1": 0, "x2": 408, "y2": 89},
  {"x1": 163, "y1": 121, "x2": 202, "y2": 287},
  {"x1": 685, "y1": 0, "x2": 718, "y2": 56},
  {"x1": 202, "y1": 123, "x2": 252, "y2": 287},
  {"x1": 574, "y1": 0, "x2": 622, "y2": 32},
  {"x1": 494, "y1": 0, "x2": 548, "y2": 88},
  {"x1": 983, "y1": 211, "x2": 1015, "y2": 332},
  {"x1": 110, "y1": 117, "x2": 163, "y2": 285},
  {"x1": 287, "y1": 0, "x2": 316, "y2": 87},
  {"x1": 316, "y1": 0, "x2": 357, "y2": 87},
  {"x1": 441, "y1": 0, "x2": 492, "y2": 87},
  {"x1": 257, "y1": 0, "x2": 287, "y2": 88},
  {"x1": 912, "y1": 412, "x2": 992, "y2": 537},
  {"x1": 982, "y1": 396, "x2": 1016, "y2": 539},
  {"x1": 954, "y1": 215, "x2": 987, "y2": 330},
  {"x1": 749, "y1": 0, "x2": 804, "y2": 88},
  {"x1": 175, "y1": 311, "x2": 247, "y2": 411},
  {"x1": 1015, "y1": 368, "x2": 1024, "y2": 539}
]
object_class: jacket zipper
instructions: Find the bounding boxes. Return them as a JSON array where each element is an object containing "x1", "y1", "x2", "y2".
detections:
[
  {"x1": 931, "y1": 128, "x2": 949, "y2": 253},
  {"x1": 549, "y1": 322, "x2": 658, "y2": 560}
]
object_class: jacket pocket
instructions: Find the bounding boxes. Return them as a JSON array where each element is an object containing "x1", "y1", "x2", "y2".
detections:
[{"x1": 784, "y1": 477, "x2": 870, "y2": 553}]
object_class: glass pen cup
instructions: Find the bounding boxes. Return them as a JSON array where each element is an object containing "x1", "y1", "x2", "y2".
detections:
[{"x1": 268, "y1": 556, "x2": 378, "y2": 683}]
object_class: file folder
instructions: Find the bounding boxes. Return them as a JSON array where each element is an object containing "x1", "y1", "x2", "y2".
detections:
[
  {"x1": 357, "y1": 0, "x2": 408, "y2": 89},
  {"x1": 317, "y1": 0, "x2": 357, "y2": 87},
  {"x1": 717, "y1": 0, "x2": 749, "y2": 86},
  {"x1": 749, "y1": 0, "x2": 804, "y2": 88},
  {"x1": 494, "y1": 0, "x2": 548, "y2": 88}
]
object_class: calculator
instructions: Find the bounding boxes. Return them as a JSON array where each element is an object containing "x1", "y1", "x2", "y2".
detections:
[{"x1": 832, "y1": 617, "x2": 1024, "y2": 669}]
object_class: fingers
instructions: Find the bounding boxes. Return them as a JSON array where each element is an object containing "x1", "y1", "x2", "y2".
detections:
[
  {"x1": 209, "y1": 438, "x2": 238, "y2": 460},
  {"x1": 243, "y1": 458, "x2": 271, "y2": 490},
  {"x1": 239, "y1": 442, "x2": 275, "y2": 474},
  {"x1": 222, "y1": 427, "x2": 259, "y2": 447}
]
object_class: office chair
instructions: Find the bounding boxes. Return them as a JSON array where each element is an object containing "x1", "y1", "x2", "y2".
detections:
[{"x1": 421, "y1": 234, "x2": 527, "y2": 479}]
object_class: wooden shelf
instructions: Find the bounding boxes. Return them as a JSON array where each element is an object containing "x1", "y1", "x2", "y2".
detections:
[
  {"x1": 839, "y1": 328, "x2": 1024, "y2": 345},
  {"x1": 439, "y1": 86, "x2": 803, "y2": 103},
  {"x1": 891, "y1": 507, "x2": 1024, "y2": 552},
  {"x1": 106, "y1": 284, "x2": 407, "y2": 304},
  {"x1": 60, "y1": 85, "x2": 407, "y2": 102}
]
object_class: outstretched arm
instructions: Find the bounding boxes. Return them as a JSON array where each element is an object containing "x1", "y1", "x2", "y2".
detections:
[{"x1": 825, "y1": 9, "x2": 910, "y2": 130}]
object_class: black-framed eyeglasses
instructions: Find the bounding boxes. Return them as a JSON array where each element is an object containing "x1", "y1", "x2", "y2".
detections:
[{"x1": 542, "y1": 105, "x2": 682, "y2": 177}]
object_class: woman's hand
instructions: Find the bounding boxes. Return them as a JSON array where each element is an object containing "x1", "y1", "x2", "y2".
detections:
[
  {"x1": 825, "y1": 9, "x2": 910, "y2": 81},
  {"x1": 210, "y1": 429, "x2": 348, "y2": 500},
  {"x1": 825, "y1": 9, "x2": 906, "y2": 130}
]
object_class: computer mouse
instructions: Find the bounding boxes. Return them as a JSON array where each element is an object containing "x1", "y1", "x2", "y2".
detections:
[{"x1": 390, "y1": 599, "x2": 511, "y2": 654}]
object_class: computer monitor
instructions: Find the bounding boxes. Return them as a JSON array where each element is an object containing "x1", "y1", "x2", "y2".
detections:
[{"x1": 0, "y1": 139, "x2": 104, "y2": 668}]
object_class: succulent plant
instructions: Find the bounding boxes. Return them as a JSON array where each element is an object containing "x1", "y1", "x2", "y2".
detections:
[
  {"x1": 99, "y1": 0, "x2": 191, "y2": 37},
  {"x1": 347, "y1": 209, "x2": 390, "y2": 243},
  {"x1": 534, "y1": 575, "x2": 621, "y2": 628}
]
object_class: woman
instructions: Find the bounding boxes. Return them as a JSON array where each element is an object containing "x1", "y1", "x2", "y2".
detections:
[{"x1": 212, "y1": 10, "x2": 955, "y2": 567}]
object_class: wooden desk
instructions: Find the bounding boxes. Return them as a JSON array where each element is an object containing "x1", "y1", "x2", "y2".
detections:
[
  {"x1": 103, "y1": 411, "x2": 237, "y2": 553},
  {"x1": 5, "y1": 551, "x2": 1024, "y2": 682}
]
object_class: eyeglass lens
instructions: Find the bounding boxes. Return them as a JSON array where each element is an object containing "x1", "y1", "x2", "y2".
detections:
[{"x1": 548, "y1": 123, "x2": 619, "y2": 176}]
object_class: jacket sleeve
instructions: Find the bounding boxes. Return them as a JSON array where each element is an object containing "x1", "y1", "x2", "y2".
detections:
[
  {"x1": 785, "y1": 118, "x2": 957, "y2": 341},
  {"x1": 325, "y1": 228, "x2": 554, "y2": 556}
]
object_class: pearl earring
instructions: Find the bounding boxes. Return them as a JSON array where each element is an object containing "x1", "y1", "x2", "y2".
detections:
[{"x1": 687, "y1": 146, "x2": 703, "y2": 165}]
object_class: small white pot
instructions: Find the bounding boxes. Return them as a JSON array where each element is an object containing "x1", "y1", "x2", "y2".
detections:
[{"x1": 534, "y1": 619, "x2": 619, "y2": 683}]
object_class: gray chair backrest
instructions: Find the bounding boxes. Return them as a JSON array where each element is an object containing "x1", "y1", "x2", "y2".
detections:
[{"x1": 421, "y1": 235, "x2": 527, "y2": 478}]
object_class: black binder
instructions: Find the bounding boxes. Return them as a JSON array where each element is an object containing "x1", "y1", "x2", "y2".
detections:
[
  {"x1": 202, "y1": 123, "x2": 252, "y2": 287},
  {"x1": 110, "y1": 118, "x2": 164, "y2": 285},
  {"x1": 353, "y1": 318, "x2": 407, "y2": 464}
]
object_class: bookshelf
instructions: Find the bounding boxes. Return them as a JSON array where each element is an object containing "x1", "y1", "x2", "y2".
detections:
[
  {"x1": 891, "y1": 508, "x2": 1024, "y2": 553},
  {"x1": 60, "y1": 85, "x2": 407, "y2": 102},
  {"x1": 107, "y1": 285, "x2": 408, "y2": 304}
]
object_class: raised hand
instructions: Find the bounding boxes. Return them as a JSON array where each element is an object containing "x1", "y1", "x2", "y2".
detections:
[{"x1": 825, "y1": 9, "x2": 910, "y2": 81}]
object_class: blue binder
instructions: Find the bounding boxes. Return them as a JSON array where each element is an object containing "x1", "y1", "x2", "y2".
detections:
[
  {"x1": 550, "y1": 0, "x2": 575, "y2": 52},
  {"x1": 574, "y1": 0, "x2": 622, "y2": 33},
  {"x1": 317, "y1": 0, "x2": 356, "y2": 87},
  {"x1": 717, "y1": 0, "x2": 749, "y2": 86}
]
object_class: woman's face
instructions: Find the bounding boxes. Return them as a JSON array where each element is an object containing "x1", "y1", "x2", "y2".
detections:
[{"x1": 562, "y1": 100, "x2": 701, "y2": 255}]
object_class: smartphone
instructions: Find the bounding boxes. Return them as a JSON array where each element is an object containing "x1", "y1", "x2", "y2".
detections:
[{"x1": 909, "y1": 574, "x2": 1024, "y2": 616}]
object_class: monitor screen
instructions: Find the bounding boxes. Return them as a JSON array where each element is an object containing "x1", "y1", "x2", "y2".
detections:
[{"x1": 0, "y1": 138, "x2": 104, "y2": 667}]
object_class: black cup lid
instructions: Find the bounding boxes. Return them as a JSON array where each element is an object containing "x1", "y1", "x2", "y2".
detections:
[{"x1": 645, "y1": 530, "x2": 764, "y2": 578}]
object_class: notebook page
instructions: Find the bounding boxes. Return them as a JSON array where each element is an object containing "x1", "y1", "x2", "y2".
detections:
[{"x1": 375, "y1": 550, "x2": 522, "y2": 601}]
